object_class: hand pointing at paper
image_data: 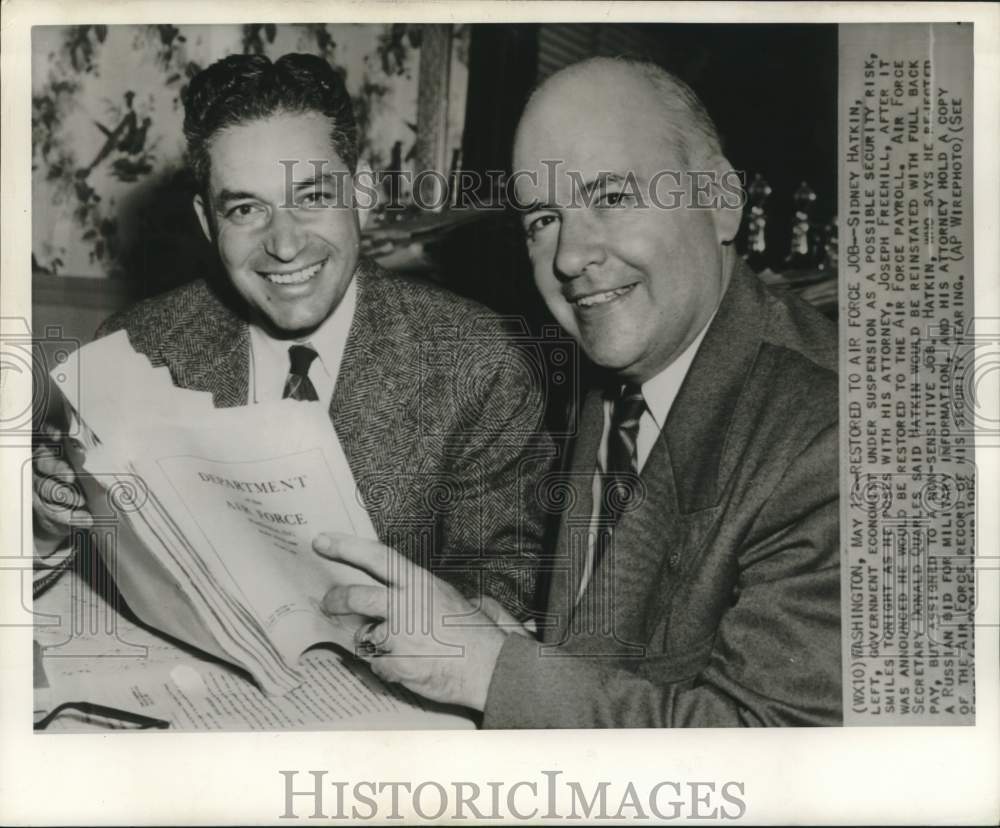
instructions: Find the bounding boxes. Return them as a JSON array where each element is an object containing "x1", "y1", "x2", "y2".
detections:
[{"x1": 313, "y1": 532, "x2": 516, "y2": 712}]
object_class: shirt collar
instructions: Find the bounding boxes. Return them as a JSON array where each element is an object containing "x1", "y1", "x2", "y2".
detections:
[
  {"x1": 639, "y1": 311, "x2": 715, "y2": 432},
  {"x1": 301, "y1": 274, "x2": 357, "y2": 368}
]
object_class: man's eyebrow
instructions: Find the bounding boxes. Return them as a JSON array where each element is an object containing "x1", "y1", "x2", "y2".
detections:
[
  {"x1": 576, "y1": 172, "x2": 624, "y2": 200},
  {"x1": 215, "y1": 188, "x2": 259, "y2": 205},
  {"x1": 518, "y1": 172, "x2": 625, "y2": 213},
  {"x1": 290, "y1": 172, "x2": 344, "y2": 190},
  {"x1": 519, "y1": 199, "x2": 546, "y2": 214}
]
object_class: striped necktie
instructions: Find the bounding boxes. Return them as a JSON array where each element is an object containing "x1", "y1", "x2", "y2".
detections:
[
  {"x1": 594, "y1": 383, "x2": 646, "y2": 568},
  {"x1": 282, "y1": 344, "x2": 319, "y2": 401}
]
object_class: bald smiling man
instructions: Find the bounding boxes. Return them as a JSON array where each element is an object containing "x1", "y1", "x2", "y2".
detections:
[{"x1": 318, "y1": 57, "x2": 842, "y2": 728}]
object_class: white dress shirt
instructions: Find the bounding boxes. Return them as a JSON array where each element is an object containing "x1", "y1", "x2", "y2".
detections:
[
  {"x1": 576, "y1": 317, "x2": 714, "y2": 603},
  {"x1": 247, "y1": 276, "x2": 357, "y2": 407}
]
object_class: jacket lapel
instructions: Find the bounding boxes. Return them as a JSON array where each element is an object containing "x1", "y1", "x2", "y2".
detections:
[
  {"x1": 329, "y1": 264, "x2": 422, "y2": 533},
  {"x1": 662, "y1": 261, "x2": 766, "y2": 514},
  {"x1": 593, "y1": 430, "x2": 683, "y2": 648},
  {"x1": 541, "y1": 387, "x2": 602, "y2": 643},
  {"x1": 165, "y1": 282, "x2": 250, "y2": 408}
]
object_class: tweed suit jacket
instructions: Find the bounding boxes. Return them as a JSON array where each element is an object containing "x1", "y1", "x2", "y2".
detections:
[
  {"x1": 97, "y1": 262, "x2": 554, "y2": 617},
  {"x1": 482, "y1": 263, "x2": 842, "y2": 726}
]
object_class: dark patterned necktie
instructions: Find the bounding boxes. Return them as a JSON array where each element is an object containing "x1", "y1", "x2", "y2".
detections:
[
  {"x1": 594, "y1": 383, "x2": 646, "y2": 568},
  {"x1": 282, "y1": 344, "x2": 319, "y2": 401}
]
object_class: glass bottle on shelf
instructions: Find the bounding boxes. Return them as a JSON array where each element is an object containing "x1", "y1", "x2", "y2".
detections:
[
  {"x1": 784, "y1": 180, "x2": 817, "y2": 271},
  {"x1": 743, "y1": 173, "x2": 772, "y2": 273},
  {"x1": 815, "y1": 214, "x2": 838, "y2": 272}
]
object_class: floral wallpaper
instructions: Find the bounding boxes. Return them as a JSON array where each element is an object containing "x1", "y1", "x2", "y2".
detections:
[{"x1": 31, "y1": 24, "x2": 469, "y2": 280}]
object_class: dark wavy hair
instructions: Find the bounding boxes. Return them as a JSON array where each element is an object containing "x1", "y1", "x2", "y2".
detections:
[{"x1": 182, "y1": 52, "x2": 358, "y2": 193}]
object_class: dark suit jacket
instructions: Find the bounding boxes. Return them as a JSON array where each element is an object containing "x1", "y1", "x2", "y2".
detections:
[
  {"x1": 482, "y1": 264, "x2": 842, "y2": 726},
  {"x1": 97, "y1": 262, "x2": 555, "y2": 617}
]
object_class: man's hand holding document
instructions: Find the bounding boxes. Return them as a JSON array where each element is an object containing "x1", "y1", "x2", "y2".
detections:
[{"x1": 51, "y1": 331, "x2": 382, "y2": 696}]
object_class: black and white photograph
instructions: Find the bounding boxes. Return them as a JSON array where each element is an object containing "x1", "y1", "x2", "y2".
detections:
[
  {"x1": 1, "y1": 1, "x2": 997, "y2": 824},
  {"x1": 28, "y1": 18, "x2": 847, "y2": 732}
]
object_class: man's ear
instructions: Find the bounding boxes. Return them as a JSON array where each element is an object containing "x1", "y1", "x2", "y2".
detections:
[
  {"x1": 352, "y1": 162, "x2": 375, "y2": 231},
  {"x1": 192, "y1": 193, "x2": 213, "y2": 243},
  {"x1": 704, "y1": 154, "x2": 742, "y2": 245}
]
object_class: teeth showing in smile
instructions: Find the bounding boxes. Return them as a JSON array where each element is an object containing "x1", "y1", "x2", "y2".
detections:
[
  {"x1": 574, "y1": 284, "x2": 635, "y2": 308},
  {"x1": 263, "y1": 260, "x2": 323, "y2": 285}
]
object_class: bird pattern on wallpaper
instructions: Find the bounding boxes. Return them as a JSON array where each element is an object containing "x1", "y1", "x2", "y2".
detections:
[{"x1": 79, "y1": 90, "x2": 155, "y2": 181}]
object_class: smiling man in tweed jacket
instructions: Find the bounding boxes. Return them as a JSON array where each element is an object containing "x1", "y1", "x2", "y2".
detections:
[{"x1": 32, "y1": 53, "x2": 552, "y2": 618}]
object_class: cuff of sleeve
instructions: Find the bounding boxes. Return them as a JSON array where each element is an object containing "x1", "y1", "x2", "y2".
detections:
[{"x1": 481, "y1": 633, "x2": 546, "y2": 729}]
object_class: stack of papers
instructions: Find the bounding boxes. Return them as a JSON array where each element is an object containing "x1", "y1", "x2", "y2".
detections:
[
  {"x1": 50, "y1": 332, "x2": 381, "y2": 695},
  {"x1": 34, "y1": 572, "x2": 472, "y2": 731}
]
